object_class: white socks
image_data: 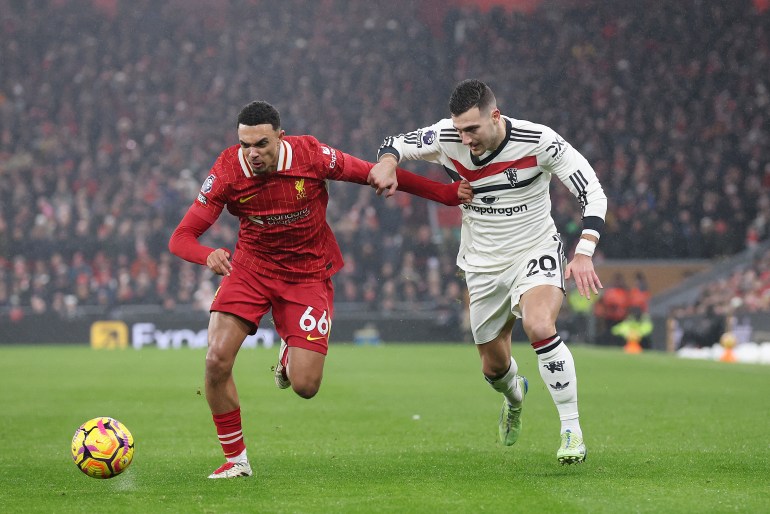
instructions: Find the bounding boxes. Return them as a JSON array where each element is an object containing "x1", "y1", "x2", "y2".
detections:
[
  {"x1": 226, "y1": 449, "x2": 248, "y2": 464},
  {"x1": 534, "y1": 335, "x2": 582, "y2": 437},
  {"x1": 485, "y1": 357, "x2": 524, "y2": 405},
  {"x1": 485, "y1": 336, "x2": 584, "y2": 437}
]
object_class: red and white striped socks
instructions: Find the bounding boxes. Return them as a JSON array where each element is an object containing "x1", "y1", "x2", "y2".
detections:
[{"x1": 213, "y1": 407, "x2": 248, "y2": 463}]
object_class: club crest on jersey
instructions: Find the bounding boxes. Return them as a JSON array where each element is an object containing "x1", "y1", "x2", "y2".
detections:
[
  {"x1": 504, "y1": 168, "x2": 518, "y2": 187},
  {"x1": 295, "y1": 179, "x2": 307, "y2": 199},
  {"x1": 201, "y1": 174, "x2": 215, "y2": 193}
]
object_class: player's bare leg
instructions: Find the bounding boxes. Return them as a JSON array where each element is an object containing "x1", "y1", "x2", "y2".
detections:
[
  {"x1": 478, "y1": 319, "x2": 528, "y2": 445},
  {"x1": 206, "y1": 311, "x2": 251, "y2": 414},
  {"x1": 477, "y1": 319, "x2": 513, "y2": 378},
  {"x1": 205, "y1": 311, "x2": 253, "y2": 478},
  {"x1": 520, "y1": 285, "x2": 586, "y2": 464},
  {"x1": 284, "y1": 344, "x2": 326, "y2": 399}
]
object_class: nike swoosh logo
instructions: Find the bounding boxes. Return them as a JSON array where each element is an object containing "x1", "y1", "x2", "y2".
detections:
[
  {"x1": 306, "y1": 334, "x2": 325, "y2": 341},
  {"x1": 239, "y1": 194, "x2": 258, "y2": 203}
]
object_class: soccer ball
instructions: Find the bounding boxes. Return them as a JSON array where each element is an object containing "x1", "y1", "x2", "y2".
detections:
[{"x1": 71, "y1": 417, "x2": 134, "y2": 479}]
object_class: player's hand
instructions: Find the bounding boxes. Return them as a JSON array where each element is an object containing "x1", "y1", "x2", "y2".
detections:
[
  {"x1": 207, "y1": 248, "x2": 232, "y2": 276},
  {"x1": 565, "y1": 254, "x2": 602, "y2": 299},
  {"x1": 367, "y1": 157, "x2": 398, "y2": 197},
  {"x1": 457, "y1": 179, "x2": 473, "y2": 204}
]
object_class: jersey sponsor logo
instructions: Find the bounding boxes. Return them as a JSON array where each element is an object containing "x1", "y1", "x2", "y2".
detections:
[
  {"x1": 306, "y1": 334, "x2": 325, "y2": 341},
  {"x1": 463, "y1": 203, "x2": 528, "y2": 216},
  {"x1": 480, "y1": 196, "x2": 498, "y2": 204},
  {"x1": 239, "y1": 193, "x2": 258, "y2": 203},
  {"x1": 547, "y1": 136, "x2": 567, "y2": 160},
  {"x1": 201, "y1": 174, "x2": 215, "y2": 193},
  {"x1": 196, "y1": 193, "x2": 208, "y2": 205},
  {"x1": 295, "y1": 179, "x2": 307, "y2": 199},
  {"x1": 248, "y1": 207, "x2": 311, "y2": 226},
  {"x1": 321, "y1": 146, "x2": 337, "y2": 168}
]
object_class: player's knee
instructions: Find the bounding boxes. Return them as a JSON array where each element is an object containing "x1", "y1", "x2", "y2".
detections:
[
  {"x1": 204, "y1": 348, "x2": 233, "y2": 383},
  {"x1": 290, "y1": 372, "x2": 322, "y2": 399},
  {"x1": 291, "y1": 380, "x2": 321, "y2": 399},
  {"x1": 482, "y1": 359, "x2": 510, "y2": 379},
  {"x1": 523, "y1": 317, "x2": 557, "y2": 343}
]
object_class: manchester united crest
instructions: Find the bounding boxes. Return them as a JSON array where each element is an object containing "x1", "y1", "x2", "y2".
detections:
[{"x1": 504, "y1": 168, "x2": 518, "y2": 187}]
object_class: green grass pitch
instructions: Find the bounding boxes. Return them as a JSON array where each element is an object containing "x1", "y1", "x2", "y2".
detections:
[{"x1": 0, "y1": 343, "x2": 768, "y2": 513}]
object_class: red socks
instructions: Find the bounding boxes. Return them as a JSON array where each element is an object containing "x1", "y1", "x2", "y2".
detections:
[{"x1": 212, "y1": 408, "x2": 246, "y2": 459}]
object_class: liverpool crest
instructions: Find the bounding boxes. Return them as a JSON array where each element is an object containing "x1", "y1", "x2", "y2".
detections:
[{"x1": 295, "y1": 179, "x2": 307, "y2": 199}]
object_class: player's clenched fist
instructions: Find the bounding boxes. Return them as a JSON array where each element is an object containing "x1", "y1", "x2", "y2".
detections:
[
  {"x1": 457, "y1": 179, "x2": 473, "y2": 204},
  {"x1": 367, "y1": 156, "x2": 398, "y2": 197},
  {"x1": 206, "y1": 248, "x2": 232, "y2": 276}
]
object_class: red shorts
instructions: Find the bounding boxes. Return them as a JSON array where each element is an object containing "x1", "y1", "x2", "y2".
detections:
[{"x1": 210, "y1": 265, "x2": 334, "y2": 355}]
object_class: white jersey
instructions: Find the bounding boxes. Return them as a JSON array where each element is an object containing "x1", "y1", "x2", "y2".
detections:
[{"x1": 379, "y1": 116, "x2": 607, "y2": 272}]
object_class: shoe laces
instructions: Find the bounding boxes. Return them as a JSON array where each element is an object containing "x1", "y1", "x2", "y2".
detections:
[
  {"x1": 504, "y1": 402, "x2": 521, "y2": 425},
  {"x1": 561, "y1": 430, "x2": 581, "y2": 449}
]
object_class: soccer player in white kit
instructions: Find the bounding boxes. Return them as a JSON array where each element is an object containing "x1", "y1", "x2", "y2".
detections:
[{"x1": 368, "y1": 79, "x2": 607, "y2": 464}]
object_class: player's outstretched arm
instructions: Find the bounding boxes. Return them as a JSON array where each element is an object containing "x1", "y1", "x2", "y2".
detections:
[
  {"x1": 169, "y1": 210, "x2": 232, "y2": 276},
  {"x1": 396, "y1": 171, "x2": 473, "y2": 206},
  {"x1": 340, "y1": 152, "x2": 471, "y2": 205}
]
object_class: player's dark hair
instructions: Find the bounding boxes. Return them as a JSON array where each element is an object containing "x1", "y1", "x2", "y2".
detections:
[
  {"x1": 449, "y1": 79, "x2": 496, "y2": 116},
  {"x1": 237, "y1": 101, "x2": 281, "y2": 129}
]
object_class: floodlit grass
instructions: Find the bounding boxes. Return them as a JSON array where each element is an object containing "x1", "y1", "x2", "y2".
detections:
[{"x1": 0, "y1": 343, "x2": 768, "y2": 513}]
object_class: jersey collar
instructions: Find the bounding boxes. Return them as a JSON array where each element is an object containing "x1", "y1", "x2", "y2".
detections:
[
  {"x1": 238, "y1": 139, "x2": 294, "y2": 177},
  {"x1": 470, "y1": 117, "x2": 512, "y2": 167}
]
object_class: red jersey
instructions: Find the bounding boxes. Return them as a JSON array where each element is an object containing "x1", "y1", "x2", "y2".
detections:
[{"x1": 189, "y1": 135, "x2": 371, "y2": 282}]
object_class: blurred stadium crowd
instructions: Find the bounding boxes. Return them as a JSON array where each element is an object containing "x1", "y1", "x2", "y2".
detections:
[{"x1": 1, "y1": 0, "x2": 769, "y2": 325}]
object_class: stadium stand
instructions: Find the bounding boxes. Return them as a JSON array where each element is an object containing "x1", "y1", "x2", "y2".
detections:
[{"x1": 0, "y1": 0, "x2": 768, "y2": 345}]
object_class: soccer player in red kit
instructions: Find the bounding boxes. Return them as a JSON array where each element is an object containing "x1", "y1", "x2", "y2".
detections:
[{"x1": 169, "y1": 100, "x2": 472, "y2": 479}]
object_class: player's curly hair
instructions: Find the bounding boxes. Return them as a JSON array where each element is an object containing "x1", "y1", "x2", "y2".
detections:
[
  {"x1": 449, "y1": 79, "x2": 497, "y2": 116},
  {"x1": 237, "y1": 101, "x2": 281, "y2": 129}
]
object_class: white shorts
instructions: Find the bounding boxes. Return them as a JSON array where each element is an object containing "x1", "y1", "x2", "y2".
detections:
[{"x1": 465, "y1": 235, "x2": 566, "y2": 344}]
